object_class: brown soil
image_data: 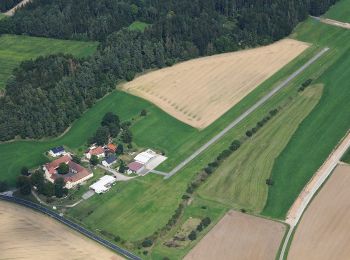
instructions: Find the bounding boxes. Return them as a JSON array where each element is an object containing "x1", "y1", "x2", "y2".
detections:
[
  {"x1": 184, "y1": 210, "x2": 286, "y2": 260},
  {"x1": 122, "y1": 39, "x2": 309, "y2": 129},
  {"x1": 288, "y1": 164, "x2": 350, "y2": 260},
  {"x1": 0, "y1": 201, "x2": 122, "y2": 260}
]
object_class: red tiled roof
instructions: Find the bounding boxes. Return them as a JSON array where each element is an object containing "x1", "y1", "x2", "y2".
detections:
[
  {"x1": 107, "y1": 143, "x2": 117, "y2": 152},
  {"x1": 45, "y1": 154, "x2": 71, "y2": 174},
  {"x1": 49, "y1": 161, "x2": 91, "y2": 184},
  {"x1": 89, "y1": 146, "x2": 105, "y2": 156},
  {"x1": 128, "y1": 161, "x2": 144, "y2": 172}
]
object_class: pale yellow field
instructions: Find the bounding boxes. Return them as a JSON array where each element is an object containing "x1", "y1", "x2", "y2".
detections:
[
  {"x1": 184, "y1": 210, "x2": 286, "y2": 260},
  {"x1": 122, "y1": 39, "x2": 309, "y2": 128},
  {"x1": 288, "y1": 164, "x2": 350, "y2": 260},
  {"x1": 0, "y1": 201, "x2": 122, "y2": 260}
]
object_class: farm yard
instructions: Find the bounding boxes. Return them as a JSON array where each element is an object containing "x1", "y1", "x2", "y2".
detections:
[
  {"x1": 0, "y1": 200, "x2": 121, "y2": 260},
  {"x1": 122, "y1": 39, "x2": 309, "y2": 129},
  {"x1": 0, "y1": 34, "x2": 98, "y2": 89},
  {"x1": 185, "y1": 211, "x2": 285, "y2": 260},
  {"x1": 288, "y1": 164, "x2": 350, "y2": 260}
]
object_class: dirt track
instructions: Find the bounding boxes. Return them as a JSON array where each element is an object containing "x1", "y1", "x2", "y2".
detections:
[
  {"x1": 288, "y1": 164, "x2": 350, "y2": 260},
  {"x1": 185, "y1": 211, "x2": 285, "y2": 260},
  {"x1": 0, "y1": 201, "x2": 122, "y2": 260},
  {"x1": 123, "y1": 39, "x2": 308, "y2": 129}
]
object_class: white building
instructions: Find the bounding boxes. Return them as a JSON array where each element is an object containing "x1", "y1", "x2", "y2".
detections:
[
  {"x1": 48, "y1": 146, "x2": 66, "y2": 157},
  {"x1": 134, "y1": 149, "x2": 157, "y2": 164},
  {"x1": 90, "y1": 175, "x2": 116, "y2": 194}
]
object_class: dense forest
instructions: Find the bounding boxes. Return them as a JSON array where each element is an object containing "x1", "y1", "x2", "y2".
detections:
[
  {"x1": 0, "y1": 0, "x2": 339, "y2": 141},
  {"x1": 0, "y1": 0, "x2": 22, "y2": 12}
]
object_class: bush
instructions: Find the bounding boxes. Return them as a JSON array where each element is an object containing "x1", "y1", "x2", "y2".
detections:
[
  {"x1": 208, "y1": 161, "x2": 219, "y2": 168},
  {"x1": 196, "y1": 224, "x2": 203, "y2": 232},
  {"x1": 0, "y1": 181, "x2": 8, "y2": 192},
  {"x1": 246, "y1": 130, "x2": 253, "y2": 137},
  {"x1": 230, "y1": 140, "x2": 241, "y2": 151},
  {"x1": 182, "y1": 194, "x2": 190, "y2": 200},
  {"x1": 188, "y1": 230, "x2": 197, "y2": 241},
  {"x1": 125, "y1": 71, "x2": 135, "y2": 81},
  {"x1": 142, "y1": 239, "x2": 153, "y2": 248},
  {"x1": 266, "y1": 178, "x2": 274, "y2": 186},
  {"x1": 204, "y1": 166, "x2": 213, "y2": 174},
  {"x1": 21, "y1": 166, "x2": 30, "y2": 176},
  {"x1": 201, "y1": 217, "x2": 211, "y2": 227},
  {"x1": 140, "y1": 109, "x2": 147, "y2": 116},
  {"x1": 114, "y1": 235, "x2": 121, "y2": 242}
]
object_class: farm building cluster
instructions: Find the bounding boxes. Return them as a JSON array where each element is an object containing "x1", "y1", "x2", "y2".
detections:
[
  {"x1": 127, "y1": 149, "x2": 167, "y2": 175},
  {"x1": 43, "y1": 145, "x2": 167, "y2": 195},
  {"x1": 43, "y1": 154, "x2": 93, "y2": 189}
]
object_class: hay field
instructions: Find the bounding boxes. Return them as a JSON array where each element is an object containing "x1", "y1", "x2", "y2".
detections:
[
  {"x1": 184, "y1": 211, "x2": 285, "y2": 260},
  {"x1": 122, "y1": 39, "x2": 309, "y2": 128},
  {"x1": 0, "y1": 201, "x2": 122, "y2": 260},
  {"x1": 288, "y1": 164, "x2": 350, "y2": 260}
]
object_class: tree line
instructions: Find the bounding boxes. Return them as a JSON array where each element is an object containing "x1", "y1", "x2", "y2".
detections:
[
  {"x1": 0, "y1": 0, "x2": 22, "y2": 12},
  {"x1": 0, "y1": 0, "x2": 339, "y2": 141}
]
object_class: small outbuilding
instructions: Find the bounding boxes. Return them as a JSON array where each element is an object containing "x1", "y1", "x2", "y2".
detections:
[
  {"x1": 49, "y1": 146, "x2": 66, "y2": 157},
  {"x1": 127, "y1": 161, "x2": 145, "y2": 174},
  {"x1": 90, "y1": 175, "x2": 116, "y2": 194},
  {"x1": 102, "y1": 154, "x2": 117, "y2": 167}
]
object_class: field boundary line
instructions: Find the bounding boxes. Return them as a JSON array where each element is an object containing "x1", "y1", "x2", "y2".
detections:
[
  {"x1": 165, "y1": 47, "x2": 329, "y2": 179},
  {"x1": 278, "y1": 130, "x2": 350, "y2": 260}
]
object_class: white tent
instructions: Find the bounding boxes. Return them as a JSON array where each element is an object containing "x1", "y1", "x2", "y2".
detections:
[{"x1": 90, "y1": 175, "x2": 116, "y2": 194}]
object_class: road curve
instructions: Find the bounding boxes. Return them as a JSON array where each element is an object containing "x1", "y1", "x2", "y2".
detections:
[
  {"x1": 0, "y1": 195, "x2": 142, "y2": 260},
  {"x1": 165, "y1": 47, "x2": 330, "y2": 179}
]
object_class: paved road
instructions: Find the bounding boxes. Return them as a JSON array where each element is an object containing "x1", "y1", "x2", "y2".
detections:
[
  {"x1": 98, "y1": 165, "x2": 135, "y2": 181},
  {"x1": 0, "y1": 194, "x2": 142, "y2": 260},
  {"x1": 278, "y1": 131, "x2": 350, "y2": 260},
  {"x1": 164, "y1": 47, "x2": 330, "y2": 179}
]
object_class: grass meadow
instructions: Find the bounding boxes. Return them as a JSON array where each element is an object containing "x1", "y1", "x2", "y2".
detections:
[
  {"x1": 2, "y1": 6, "x2": 350, "y2": 258},
  {"x1": 128, "y1": 21, "x2": 150, "y2": 32},
  {"x1": 0, "y1": 34, "x2": 98, "y2": 89},
  {"x1": 198, "y1": 85, "x2": 323, "y2": 213},
  {"x1": 324, "y1": 0, "x2": 350, "y2": 22},
  {"x1": 263, "y1": 19, "x2": 350, "y2": 218}
]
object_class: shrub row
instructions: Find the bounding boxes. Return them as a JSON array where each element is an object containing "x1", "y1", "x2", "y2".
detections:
[
  {"x1": 298, "y1": 79, "x2": 313, "y2": 92},
  {"x1": 246, "y1": 109, "x2": 279, "y2": 137},
  {"x1": 188, "y1": 217, "x2": 212, "y2": 241}
]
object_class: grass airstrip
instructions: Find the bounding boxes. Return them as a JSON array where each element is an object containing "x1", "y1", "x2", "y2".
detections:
[
  {"x1": 0, "y1": 34, "x2": 98, "y2": 89},
  {"x1": 1, "y1": 2, "x2": 350, "y2": 258}
]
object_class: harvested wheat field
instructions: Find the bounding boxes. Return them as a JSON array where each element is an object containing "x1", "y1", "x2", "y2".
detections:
[
  {"x1": 122, "y1": 39, "x2": 309, "y2": 128},
  {"x1": 184, "y1": 210, "x2": 286, "y2": 260},
  {"x1": 288, "y1": 164, "x2": 350, "y2": 260},
  {"x1": 0, "y1": 201, "x2": 122, "y2": 260}
]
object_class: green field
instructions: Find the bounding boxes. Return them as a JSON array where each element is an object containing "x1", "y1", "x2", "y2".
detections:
[
  {"x1": 342, "y1": 148, "x2": 350, "y2": 163},
  {"x1": 0, "y1": 34, "x2": 98, "y2": 89},
  {"x1": 128, "y1": 21, "x2": 150, "y2": 32},
  {"x1": 263, "y1": 19, "x2": 350, "y2": 218},
  {"x1": 2, "y1": 7, "x2": 350, "y2": 259},
  {"x1": 198, "y1": 86, "x2": 323, "y2": 213},
  {"x1": 324, "y1": 0, "x2": 350, "y2": 22}
]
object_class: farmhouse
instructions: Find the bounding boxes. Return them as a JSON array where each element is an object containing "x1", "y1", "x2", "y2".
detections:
[
  {"x1": 85, "y1": 146, "x2": 105, "y2": 159},
  {"x1": 90, "y1": 175, "x2": 116, "y2": 194},
  {"x1": 48, "y1": 146, "x2": 66, "y2": 157},
  {"x1": 106, "y1": 143, "x2": 117, "y2": 153},
  {"x1": 43, "y1": 155, "x2": 93, "y2": 189},
  {"x1": 102, "y1": 154, "x2": 117, "y2": 167}
]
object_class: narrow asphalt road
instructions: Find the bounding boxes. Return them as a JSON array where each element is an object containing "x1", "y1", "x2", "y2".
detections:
[
  {"x1": 278, "y1": 131, "x2": 350, "y2": 260},
  {"x1": 0, "y1": 194, "x2": 142, "y2": 260},
  {"x1": 165, "y1": 47, "x2": 329, "y2": 179}
]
